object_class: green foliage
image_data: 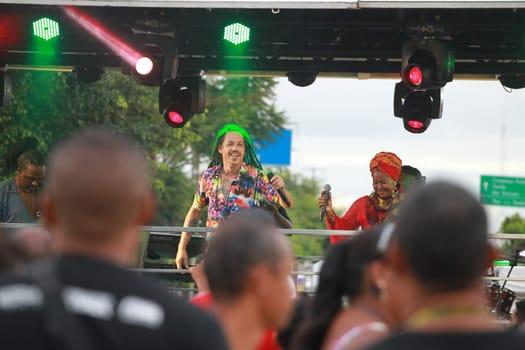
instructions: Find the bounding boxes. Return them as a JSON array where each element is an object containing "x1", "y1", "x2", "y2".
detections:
[
  {"x1": 0, "y1": 71, "x2": 291, "y2": 227},
  {"x1": 499, "y1": 213, "x2": 525, "y2": 254},
  {"x1": 269, "y1": 168, "x2": 330, "y2": 256}
]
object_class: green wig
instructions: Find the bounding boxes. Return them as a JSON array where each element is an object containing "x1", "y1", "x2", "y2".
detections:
[{"x1": 208, "y1": 123, "x2": 263, "y2": 169}]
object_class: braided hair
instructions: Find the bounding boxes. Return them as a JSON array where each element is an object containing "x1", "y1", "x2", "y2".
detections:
[{"x1": 208, "y1": 123, "x2": 263, "y2": 170}]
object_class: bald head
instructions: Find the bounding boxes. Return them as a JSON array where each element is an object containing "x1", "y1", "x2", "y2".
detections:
[
  {"x1": 43, "y1": 129, "x2": 152, "y2": 240},
  {"x1": 205, "y1": 209, "x2": 292, "y2": 302}
]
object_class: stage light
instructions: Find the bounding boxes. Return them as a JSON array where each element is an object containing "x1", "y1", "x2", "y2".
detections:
[
  {"x1": 287, "y1": 71, "x2": 317, "y2": 87},
  {"x1": 499, "y1": 74, "x2": 525, "y2": 89},
  {"x1": 129, "y1": 51, "x2": 163, "y2": 86},
  {"x1": 407, "y1": 66, "x2": 423, "y2": 87},
  {"x1": 32, "y1": 17, "x2": 60, "y2": 41},
  {"x1": 0, "y1": 71, "x2": 12, "y2": 108},
  {"x1": 159, "y1": 77, "x2": 206, "y2": 128},
  {"x1": 401, "y1": 40, "x2": 454, "y2": 90},
  {"x1": 74, "y1": 66, "x2": 105, "y2": 83},
  {"x1": 394, "y1": 82, "x2": 442, "y2": 134},
  {"x1": 223, "y1": 23, "x2": 251, "y2": 45},
  {"x1": 135, "y1": 56, "x2": 154, "y2": 76}
]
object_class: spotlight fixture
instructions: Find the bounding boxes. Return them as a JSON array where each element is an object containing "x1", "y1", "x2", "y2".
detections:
[
  {"x1": 394, "y1": 82, "x2": 442, "y2": 134},
  {"x1": 287, "y1": 71, "x2": 317, "y2": 87},
  {"x1": 74, "y1": 66, "x2": 105, "y2": 83},
  {"x1": 159, "y1": 77, "x2": 206, "y2": 128},
  {"x1": 401, "y1": 40, "x2": 454, "y2": 90},
  {"x1": 499, "y1": 74, "x2": 525, "y2": 90}
]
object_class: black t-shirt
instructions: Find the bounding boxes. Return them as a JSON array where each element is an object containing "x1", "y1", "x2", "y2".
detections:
[
  {"x1": 367, "y1": 330, "x2": 525, "y2": 350},
  {"x1": 0, "y1": 255, "x2": 228, "y2": 350}
]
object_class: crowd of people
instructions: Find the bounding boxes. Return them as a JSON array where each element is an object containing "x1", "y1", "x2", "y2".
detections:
[{"x1": 0, "y1": 125, "x2": 524, "y2": 350}]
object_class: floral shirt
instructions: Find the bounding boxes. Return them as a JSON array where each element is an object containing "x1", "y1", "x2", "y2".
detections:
[{"x1": 193, "y1": 164, "x2": 280, "y2": 228}]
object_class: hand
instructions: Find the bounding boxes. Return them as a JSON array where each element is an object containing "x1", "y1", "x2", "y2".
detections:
[
  {"x1": 175, "y1": 247, "x2": 189, "y2": 270},
  {"x1": 318, "y1": 191, "x2": 333, "y2": 211},
  {"x1": 270, "y1": 175, "x2": 285, "y2": 191}
]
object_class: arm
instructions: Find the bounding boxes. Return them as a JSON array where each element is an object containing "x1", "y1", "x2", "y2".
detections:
[
  {"x1": 175, "y1": 206, "x2": 202, "y2": 269},
  {"x1": 322, "y1": 196, "x2": 366, "y2": 245}
]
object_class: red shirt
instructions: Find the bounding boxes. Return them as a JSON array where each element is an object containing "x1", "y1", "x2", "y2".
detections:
[{"x1": 190, "y1": 292, "x2": 282, "y2": 350}]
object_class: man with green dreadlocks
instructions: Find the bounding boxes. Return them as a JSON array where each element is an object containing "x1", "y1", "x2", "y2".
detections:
[{"x1": 176, "y1": 123, "x2": 294, "y2": 269}]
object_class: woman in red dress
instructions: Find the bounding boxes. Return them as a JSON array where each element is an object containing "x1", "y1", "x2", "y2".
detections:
[{"x1": 319, "y1": 152, "x2": 402, "y2": 245}]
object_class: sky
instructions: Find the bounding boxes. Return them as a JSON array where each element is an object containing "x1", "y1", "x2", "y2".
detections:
[{"x1": 273, "y1": 77, "x2": 525, "y2": 232}]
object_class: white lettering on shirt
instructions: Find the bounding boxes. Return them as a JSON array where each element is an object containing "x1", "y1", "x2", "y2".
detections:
[
  {"x1": 117, "y1": 296, "x2": 164, "y2": 329},
  {"x1": 62, "y1": 286, "x2": 115, "y2": 320},
  {"x1": 0, "y1": 284, "x2": 43, "y2": 310}
]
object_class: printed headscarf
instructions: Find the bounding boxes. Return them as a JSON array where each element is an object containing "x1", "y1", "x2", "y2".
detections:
[
  {"x1": 369, "y1": 152, "x2": 402, "y2": 182},
  {"x1": 208, "y1": 123, "x2": 263, "y2": 169}
]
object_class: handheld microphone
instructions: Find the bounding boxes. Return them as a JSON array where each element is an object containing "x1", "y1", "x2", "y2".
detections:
[
  {"x1": 267, "y1": 171, "x2": 291, "y2": 207},
  {"x1": 319, "y1": 184, "x2": 331, "y2": 221}
]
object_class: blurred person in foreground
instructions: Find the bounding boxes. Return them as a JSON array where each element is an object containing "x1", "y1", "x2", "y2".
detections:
[
  {"x1": 368, "y1": 181, "x2": 525, "y2": 350},
  {"x1": 0, "y1": 129, "x2": 227, "y2": 350},
  {"x1": 176, "y1": 123, "x2": 293, "y2": 269},
  {"x1": 199, "y1": 208, "x2": 295, "y2": 350},
  {"x1": 291, "y1": 227, "x2": 391, "y2": 350},
  {"x1": 319, "y1": 152, "x2": 402, "y2": 245}
]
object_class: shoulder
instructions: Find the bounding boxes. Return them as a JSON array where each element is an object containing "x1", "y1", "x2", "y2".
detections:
[
  {"x1": 350, "y1": 196, "x2": 370, "y2": 207},
  {"x1": 0, "y1": 178, "x2": 14, "y2": 192},
  {"x1": 202, "y1": 166, "x2": 220, "y2": 176},
  {"x1": 163, "y1": 296, "x2": 228, "y2": 348}
]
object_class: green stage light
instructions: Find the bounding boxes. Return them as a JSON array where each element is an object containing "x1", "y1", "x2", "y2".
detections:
[
  {"x1": 223, "y1": 23, "x2": 250, "y2": 45},
  {"x1": 32, "y1": 17, "x2": 60, "y2": 41}
]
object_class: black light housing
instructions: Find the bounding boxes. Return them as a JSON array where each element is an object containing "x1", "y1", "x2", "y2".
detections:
[
  {"x1": 394, "y1": 82, "x2": 442, "y2": 134},
  {"x1": 401, "y1": 40, "x2": 455, "y2": 90},
  {"x1": 74, "y1": 66, "x2": 105, "y2": 83},
  {"x1": 129, "y1": 49, "x2": 164, "y2": 86},
  {"x1": 287, "y1": 71, "x2": 317, "y2": 87},
  {"x1": 499, "y1": 74, "x2": 525, "y2": 89},
  {"x1": 160, "y1": 77, "x2": 206, "y2": 128}
]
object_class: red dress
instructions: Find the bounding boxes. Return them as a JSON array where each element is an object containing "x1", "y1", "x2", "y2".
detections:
[{"x1": 326, "y1": 195, "x2": 390, "y2": 245}]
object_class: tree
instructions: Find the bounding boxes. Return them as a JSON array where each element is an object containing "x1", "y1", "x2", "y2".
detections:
[
  {"x1": 0, "y1": 71, "x2": 289, "y2": 228},
  {"x1": 269, "y1": 168, "x2": 330, "y2": 256},
  {"x1": 499, "y1": 213, "x2": 525, "y2": 256}
]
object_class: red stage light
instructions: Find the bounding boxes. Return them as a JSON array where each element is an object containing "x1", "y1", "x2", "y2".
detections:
[
  {"x1": 407, "y1": 119, "x2": 425, "y2": 130},
  {"x1": 167, "y1": 111, "x2": 183, "y2": 124},
  {"x1": 408, "y1": 66, "x2": 423, "y2": 86}
]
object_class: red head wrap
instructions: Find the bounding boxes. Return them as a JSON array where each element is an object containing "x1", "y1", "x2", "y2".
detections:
[{"x1": 369, "y1": 152, "x2": 402, "y2": 182}]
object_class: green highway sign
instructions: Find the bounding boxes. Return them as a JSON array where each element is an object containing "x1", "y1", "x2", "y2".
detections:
[{"x1": 480, "y1": 175, "x2": 525, "y2": 207}]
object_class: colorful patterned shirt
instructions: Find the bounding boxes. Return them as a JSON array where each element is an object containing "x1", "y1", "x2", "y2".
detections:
[{"x1": 193, "y1": 164, "x2": 280, "y2": 228}]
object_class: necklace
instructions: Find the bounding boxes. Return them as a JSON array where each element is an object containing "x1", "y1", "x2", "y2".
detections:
[{"x1": 405, "y1": 305, "x2": 489, "y2": 329}]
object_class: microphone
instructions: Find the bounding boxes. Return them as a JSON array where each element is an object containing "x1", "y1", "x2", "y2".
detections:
[
  {"x1": 319, "y1": 184, "x2": 331, "y2": 221},
  {"x1": 267, "y1": 172, "x2": 291, "y2": 207}
]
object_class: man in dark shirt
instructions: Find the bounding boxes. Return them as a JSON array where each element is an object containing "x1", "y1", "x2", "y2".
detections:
[
  {"x1": 368, "y1": 181, "x2": 525, "y2": 350},
  {"x1": 0, "y1": 129, "x2": 228, "y2": 350},
  {"x1": 0, "y1": 148, "x2": 46, "y2": 223}
]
